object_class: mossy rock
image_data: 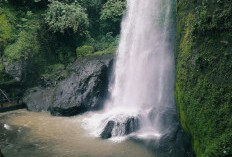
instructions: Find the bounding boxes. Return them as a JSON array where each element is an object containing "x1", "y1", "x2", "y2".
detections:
[{"x1": 175, "y1": 0, "x2": 232, "y2": 156}]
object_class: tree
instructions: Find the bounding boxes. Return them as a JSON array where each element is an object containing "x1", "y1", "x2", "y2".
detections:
[
  {"x1": 45, "y1": 1, "x2": 89, "y2": 36},
  {"x1": 100, "y1": 0, "x2": 126, "y2": 34}
]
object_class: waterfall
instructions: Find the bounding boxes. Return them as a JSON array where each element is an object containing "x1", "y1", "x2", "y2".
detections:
[{"x1": 83, "y1": 0, "x2": 175, "y2": 141}]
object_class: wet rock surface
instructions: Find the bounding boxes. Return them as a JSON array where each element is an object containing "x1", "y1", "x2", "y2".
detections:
[
  {"x1": 23, "y1": 87, "x2": 54, "y2": 112},
  {"x1": 50, "y1": 54, "x2": 114, "y2": 116},
  {"x1": 101, "y1": 121, "x2": 115, "y2": 139},
  {"x1": 101, "y1": 116, "x2": 140, "y2": 139},
  {"x1": 0, "y1": 149, "x2": 4, "y2": 157},
  {"x1": 131, "y1": 123, "x2": 195, "y2": 157},
  {"x1": 3, "y1": 60, "x2": 25, "y2": 82},
  {"x1": 22, "y1": 54, "x2": 114, "y2": 116}
]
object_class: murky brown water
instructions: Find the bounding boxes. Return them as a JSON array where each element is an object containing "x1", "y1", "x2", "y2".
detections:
[{"x1": 0, "y1": 110, "x2": 155, "y2": 157}]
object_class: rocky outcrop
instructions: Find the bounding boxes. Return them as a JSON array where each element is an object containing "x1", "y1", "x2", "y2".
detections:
[
  {"x1": 50, "y1": 54, "x2": 113, "y2": 116},
  {"x1": 3, "y1": 59, "x2": 25, "y2": 82},
  {"x1": 100, "y1": 121, "x2": 115, "y2": 139},
  {"x1": 132, "y1": 125, "x2": 195, "y2": 157},
  {"x1": 0, "y1": 150, "x2": 4, "y2": 157},
  {"x1": 23, "y1": 87, "x2": 54, "y2": 112},
  {"x1": 22, "y1": 54, "x2": 114, "y2": 116},
  {"x1": 100, "y1": 116, "x2": 140, "y2": 139}
]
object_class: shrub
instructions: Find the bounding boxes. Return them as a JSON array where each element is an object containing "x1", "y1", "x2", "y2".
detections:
[
  {"x1": 45, "y1": 1, "x2": 89, "y2": 35},
  {"x1": 3, "y1": 30, "x2": 39, "y2": 61},
  {"x1": 100, "y1": 0, "x2": 126, "y2": 34},
  {"x1": 76, "y1": 45, "x2": 94, "y2": 58},
  {"x1": 0, "y1": 13, "x2": 11, "y2": 51},
  {"x1": 40, "y1": 64, "x2": 67, "y2": 87}
]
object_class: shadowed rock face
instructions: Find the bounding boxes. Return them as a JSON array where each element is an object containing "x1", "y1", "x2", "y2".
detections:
[
  {"x1": 0, "y1": 149, "x2": 4, "y2": 157},
  {"x1": 23, "y1": 54, "x2": 114, "y2": 116},
  {"x1": 101, "y1": 121, "x2": 115, "y2": 139},
  {"x1": 3, "y1": 60, "x2": 25, "y2": 82},
  {"x1": 23, "y1": 87, "x2": 54, "y2": 112},
  {"x1": 50, "y1": 54, "x2": 114, "y2": 116},
  {"x1": 100, "y1": 117, "x2": 140, "y2": 139}
]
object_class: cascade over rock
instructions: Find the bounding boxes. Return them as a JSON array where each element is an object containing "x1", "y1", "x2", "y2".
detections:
[
  {"x1": 101, "y1": 116, "x2": 140, "y2": 139},
  {"x1": 83, "y1": 0, "x2": 194, "y2": 156},
  {"x1": 84, "y1": 0, "x2": 175, "y2": 139}
]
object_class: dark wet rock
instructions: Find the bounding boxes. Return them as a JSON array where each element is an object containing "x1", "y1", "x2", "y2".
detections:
[
  {"x1": 131, "y1": 124, "x2": 195, "y2": 157},
  {"x1": 23, "y1": 87, "x2": 54, "y2": 112},
  {"x1": 0, "y1": 149, "x2": 4, "y2": 157},
  {"x1": 3, "y1": 59, "x2": 25, "y2": 82},
  {"x1": 50, "y1": 54, "x2": 114, "y2": 116},
  {"x1": 2, "y1": 58, "x2": 38, "y2": 88},
  {"x1": 125, "y1": 117, "x2": 140, "y2": 135},
  {"x1": 100, "y1": 116, "x2": 140, "y2": 139},
  {"x1": 101, "y1": 121, "x2": 115, "y2": 139},
  {"x1": 148, "y1": 106, "x2": 178, "y2": 132},
  {"x1": 150, "y1": 127, "x2": 195, "y2": 157}
]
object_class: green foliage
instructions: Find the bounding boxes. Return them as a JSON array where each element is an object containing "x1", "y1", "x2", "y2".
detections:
[
  {"x1": 100, "y1": 0, "x2": 126, "y2": 34},
  {"x1": 40, "y1": 64, "x2": 68, "y2": 87},
  {"x1": 175, "y1": 0, "x2": 232, "y2": 156},
  {"x1": 77, "y1": 0, "x2": 104, "y2": 10},
  {"x1": 3, "y1": 30, "x2": 40, "y2": 61},
  {"x1": 93, "y1": 36, "x2": 118, "y2": 55},
  {"x1": 0, "y1": 13, "x2": 11, "y2": 50},
  {"x1": 0, "y1": 60, "x2": 4, "y2": 72},
  {"x1": 56, "y1": 46, "x2": 75, "y2": 64},
  {"x1": 45, "y1": 1, "x2": 89, "y2": 35},
  {"x1": 193, "y1": 0, "x2": 232, "y2": 36},
  {"x1": 76, "y1": 45, "x2": 94, "y2": 58},
  {"x1": 0, "y1": 0, "x2": 122, "y2": 96},
  {"x1": 93, "y1": 45, "x2": 116, "y2": 56},
  {"x1": 88, "y1": 32, "x2": 118, "y2": 50}
]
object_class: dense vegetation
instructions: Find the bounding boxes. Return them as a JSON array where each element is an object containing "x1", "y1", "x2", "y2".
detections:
[
  {"x1": 0, "y1": 0, "x2": 125, "y2": 99},
  {"x1": 1, "y1": 0, "x2": 232, "y2": 156},
  {"x1": 175, "y1": 0, "x2": 232, "y2": 156}
]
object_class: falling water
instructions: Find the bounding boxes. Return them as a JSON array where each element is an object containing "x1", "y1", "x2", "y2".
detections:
[{"x1": 83, "y1": 0, "x2": 175, "y2": 140}]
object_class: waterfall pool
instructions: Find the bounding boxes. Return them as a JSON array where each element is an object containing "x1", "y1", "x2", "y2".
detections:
[{"x1": 0, "y1": 109, "x2": 155, "y2": 157}]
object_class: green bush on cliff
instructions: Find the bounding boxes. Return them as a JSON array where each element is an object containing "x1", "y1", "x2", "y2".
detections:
[
  {"x1": 0, "y1": 11, "x2": 12, "y2": 51},
  {"x1": 100, "y1": 0, "x2": 126, "y2": 34},
  {"x1": 40, "y1": 64, "x2": 68, "y2": 87},
  {"x1": 45, "y1": 1, "x2": 89, "y2": 35},
  {"x1": 175, "y1": 0, "x2": 232, "y2": 156},
  {"x1": 87, "y1": 32, "x2": 119, "y2": 54},
  {"x1": 93, "y1": 34, "x2": 119, "y2": 55},
  {"x1": 3, "y1": 30, "x2": 40, "y2": 61},
  {"x1": 76, "y1": 45, "x2": 94, "y2": 58}
]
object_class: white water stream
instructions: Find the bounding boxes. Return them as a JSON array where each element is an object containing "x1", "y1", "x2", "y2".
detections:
[{"x1": 83, "y1": 0, "x2": 175, "y2": 141}]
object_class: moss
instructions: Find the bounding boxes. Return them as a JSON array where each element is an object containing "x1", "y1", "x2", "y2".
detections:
[
  {"x1": 3, "y1": 30, "x2": 40, "y2": 61},
  {"x1": 175, "y1": 0, "x2": 232, "y2": 156},
  {"x1": 40, "y1": 64, "x2": 68, "y2": 87},
  {"x1": 93, "y1": 45, "x2": 116, "y2": 56},
  {"x1": 76, "y1": 45, "x2": 94, "y2": 58},
  {"x1": 0, "y1": 14, "x2": 11, "y2": 46}
]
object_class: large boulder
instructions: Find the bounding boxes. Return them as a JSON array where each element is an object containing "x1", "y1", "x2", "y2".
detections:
[
  {"x1": 100, "y1": 121, "x2": 115, "y2": 139},
  {"x1": 50, "y1": 54, "x2": 114, "y2": 116},
  {"x1": 0, "y1": 149, "x2": 4, "y2": 157},
  {"x1": 23, "y1": 87, "x2": 54, "y2": 112},
  {"x1": 3, "y1": 59, "x2": 25, "y2": 82},
  {"x1": 100, "y1": 116, "x2": 140, "y2": 139},
  {"x1": 2, "y1": 58, "x2": 38, "y2": 88}
]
